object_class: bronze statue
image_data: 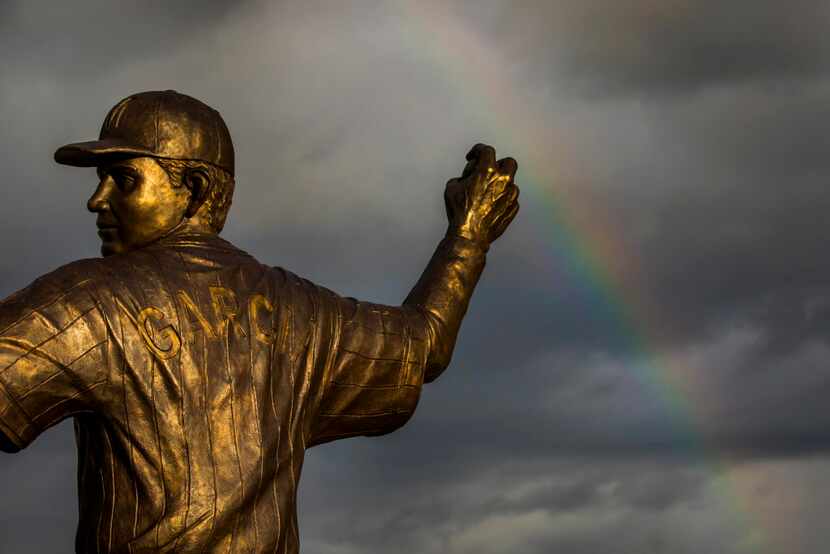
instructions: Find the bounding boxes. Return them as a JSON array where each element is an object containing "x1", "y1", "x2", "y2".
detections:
[{"x1": 0, "y1": 90, "x2": 519, "y2": 552}]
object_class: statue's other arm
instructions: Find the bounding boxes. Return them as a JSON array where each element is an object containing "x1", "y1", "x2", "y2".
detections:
[
  {"x1": 0, "y1": 260, "x2": 109, "y2": 453},
  {"x1": 404, "y1": 143, "x2": 519, "y2": 382}
]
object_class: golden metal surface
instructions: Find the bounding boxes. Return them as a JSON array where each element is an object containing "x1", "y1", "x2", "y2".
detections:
[{"x1": 0, "y1": 90, "x2": 519, "y2": 552}]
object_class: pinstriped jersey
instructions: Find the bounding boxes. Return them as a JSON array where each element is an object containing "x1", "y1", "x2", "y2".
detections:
[{"x1": 0, "y1": 232, "x2": 429, "y2": 553}]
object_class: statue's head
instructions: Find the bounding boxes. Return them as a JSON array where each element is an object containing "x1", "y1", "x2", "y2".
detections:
[{"x1": 55, "y1": 90, "x2": 235, "y2": 256}]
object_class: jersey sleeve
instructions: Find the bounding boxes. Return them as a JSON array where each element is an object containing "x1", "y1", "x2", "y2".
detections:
[
  {"x1": 305, "y1": 286, "x2": 431, "y2": 447},
  {"x1": 0, "y1": 261, "x2": 110, "y2": 451}
]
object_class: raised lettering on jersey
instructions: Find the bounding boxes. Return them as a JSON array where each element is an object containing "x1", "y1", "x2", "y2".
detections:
[
  {"x1": 249, "y1": 294, "x2": 275, "y2": 344},
  {"x1": 138, "y1": 306, "x2": 182, "y2": 360},
  {"x1": 209, "y1": 286, "x2": 247, "y2": 338},
  {"x1": 177, "y1": 290, "x2": 217, "y2": 339}
]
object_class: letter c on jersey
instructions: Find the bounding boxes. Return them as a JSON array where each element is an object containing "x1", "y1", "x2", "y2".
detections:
[
  {"x1": 249, "y1": 294, "x2": 275, "y2": 344},
  {"x1": 138, "y1": 306, "x2": 183, "y2": 360}
]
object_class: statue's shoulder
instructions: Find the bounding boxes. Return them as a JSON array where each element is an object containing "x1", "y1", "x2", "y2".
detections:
[
  {"x1": 0, "y1": 257, "x2": 109, "y2": 321},
  {"x1": 32, "y1": 257, "x2": 109, "y2": 292}
]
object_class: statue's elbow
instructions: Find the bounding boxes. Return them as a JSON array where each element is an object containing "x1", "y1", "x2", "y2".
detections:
[
  {"x1": 419, "y1": 311, "x2": 458, "y2": 383},
  {"x1": 424, "y1": 346, "x2": 454, "y2": 383}
]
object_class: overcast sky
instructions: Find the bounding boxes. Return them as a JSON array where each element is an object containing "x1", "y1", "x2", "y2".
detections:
[{"x1": 3, "y1": 1, "x2": 830, "y2": 552}]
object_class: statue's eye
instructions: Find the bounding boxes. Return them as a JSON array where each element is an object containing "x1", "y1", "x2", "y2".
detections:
[{"x1": 112, "y1": 171, "x2": 136, "y2": 192}]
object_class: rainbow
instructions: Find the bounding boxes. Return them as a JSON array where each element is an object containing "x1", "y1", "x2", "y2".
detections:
[{"x1": 397, "y1": 2, "x2": 768, "y2": 551}]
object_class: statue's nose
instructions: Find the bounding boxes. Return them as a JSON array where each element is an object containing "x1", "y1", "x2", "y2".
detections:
[{"x1": 87, "y1": 180, "x2": 110, "y2": 213}]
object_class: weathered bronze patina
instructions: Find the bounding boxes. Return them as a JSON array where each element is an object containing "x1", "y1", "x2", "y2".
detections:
[{"x1": 0, "y1": 90, "x2": 519, "y2": 552}]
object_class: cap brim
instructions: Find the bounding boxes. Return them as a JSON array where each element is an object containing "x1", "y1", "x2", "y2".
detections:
[{"x1": 54, "y1": 138, "x2": 157, "y2": 167}]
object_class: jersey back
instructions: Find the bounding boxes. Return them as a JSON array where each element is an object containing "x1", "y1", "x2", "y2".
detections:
[{"x1": 0, "y1": 232, "x2": 429, "y2": 553}]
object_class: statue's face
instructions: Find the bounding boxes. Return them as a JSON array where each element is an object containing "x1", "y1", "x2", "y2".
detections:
[{"x1": 88, "y1": 157, "x2": 190, "y2": 256}]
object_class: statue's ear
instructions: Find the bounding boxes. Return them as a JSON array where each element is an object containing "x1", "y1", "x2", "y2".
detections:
[{"x1": 183, "y1": 168, "x2": 211, "y2": 218}]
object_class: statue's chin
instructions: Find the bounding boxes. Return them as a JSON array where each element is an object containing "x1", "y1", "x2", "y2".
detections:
[{"x1": 100, "y1": 240, "x2": 125, "y2": 257}]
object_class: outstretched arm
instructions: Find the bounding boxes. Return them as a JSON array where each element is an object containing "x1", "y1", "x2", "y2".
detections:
[
  {"x1": 306, "y1": 143, "x2": 518, "y2": 445},
  {"x1": 404, "y1": 143, "x2": 520, "y2": 382}
]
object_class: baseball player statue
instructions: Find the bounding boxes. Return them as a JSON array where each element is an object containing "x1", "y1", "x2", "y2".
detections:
[{"x1": 0, "y1": 90, "x2": 519, "y2": 552}]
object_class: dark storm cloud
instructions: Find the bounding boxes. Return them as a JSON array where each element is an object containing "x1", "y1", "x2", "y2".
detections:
[
  {"x1": 298, "y1": 453, "x2": 798, "y2": 554},
  {"x1": 3, "y1": 1, "x2": 830, "y2": 553},
  {"x1": 0, "y1": 0, "x2": 246, "y2": 80},
  {"x1": 608, "y1": 83, "x2": 830, "y2": 347},
  {"x1": 481, "y1": 0, "x2": 830, "y2": 95},
  {"x1": 0, "y1": 424, "x2": 76, "y2": 553}
]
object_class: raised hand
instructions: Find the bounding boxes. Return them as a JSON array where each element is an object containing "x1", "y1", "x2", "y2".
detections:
[{"x1": 444, "y1": 143, "x2": 520, "y2": 249}]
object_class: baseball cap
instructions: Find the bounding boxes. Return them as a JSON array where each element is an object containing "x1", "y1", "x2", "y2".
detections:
[{"x1": 54, "y1": 90, "x2": 235, "y2": 175}]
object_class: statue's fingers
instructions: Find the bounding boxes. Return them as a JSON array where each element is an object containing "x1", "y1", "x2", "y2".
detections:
[
  {"x1": 504, "y1": 199, "x2": 520, "y2": 225},
  {"x1": 491, "y1": 183, "x2": 519, "y2": 217},
  {"x1": 444, "y1": 178, "x2": 464, "y2": 204},
  {"x1": 466, "y1": 143, "x2": 496, "y2": 163},
  {"x1": 446, "y1": 178, "x2": 470, "y2": 216},
  {"x1": 466, "y1": 143, "x2": 497, "y2": 182},
  {"x1": 491, "y1": 198, "x2": 520, "y2": 239},
  {"x1": 481, "y1": 157, "x2": 516, "y2": 202},
  {"x1": 484, "y1": 168, "x2": 516, "y2": 205},
  {"x1": 510, "y1": 182, "x2": 520, "y2": 203},
  {"x1": 460, "y1": 158, "x2": 477, "y2": 180},
  {"x1": 485, "y1": 183, "x2": 518, "y2": 223},
  {"x1": 496, "y1": 157, "x2": 518, "y2": 180},
  {"x1": 460, "y1": 146, "x2": 492, "y2": 181}
]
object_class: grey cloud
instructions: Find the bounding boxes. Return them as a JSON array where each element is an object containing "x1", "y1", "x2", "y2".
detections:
[
  {"x1": 623, "y1": 85, "x2": 830, "y2": 345},
  {"x1": 3, "y1": 1, "x2": 830, "y2": 553},
  {"x1": 480, "y1": 0, "x2": 830, "y2": 95},
  {"x1": 297, "y1": 454, "x2": 806, "y2": 554},
  {"x1": 0, "y1": 0, "x2": 248, "y2": 81},
  {"x1": 0, "y1": 422, "x2": 77, "y2": 553}
]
